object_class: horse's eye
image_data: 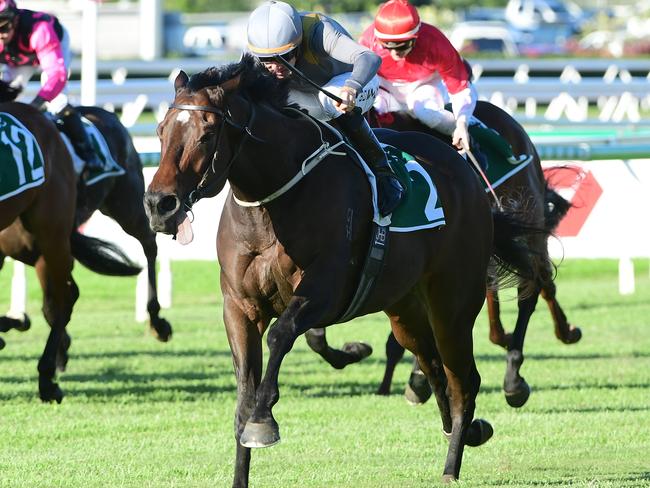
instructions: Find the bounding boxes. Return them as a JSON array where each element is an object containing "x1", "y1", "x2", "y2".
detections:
[{"x1": 199, "y1": 134, "x2": 213, "y2": 146}]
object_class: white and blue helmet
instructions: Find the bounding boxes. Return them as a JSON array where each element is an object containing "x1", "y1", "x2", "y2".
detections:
[{"x1": 247, "y1": 1, "x2": 302, "y2": 58}]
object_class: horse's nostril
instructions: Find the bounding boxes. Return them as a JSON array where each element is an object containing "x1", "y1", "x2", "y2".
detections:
[{"x1": 158, "y1": 194, "x2": 179, "y2": 214}]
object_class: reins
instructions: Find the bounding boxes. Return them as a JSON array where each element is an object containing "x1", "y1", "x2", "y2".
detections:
[
  {"x1": 232, "y1": 107, "x2": 347, "y2": 207},
  {"x1": 168, "y1": 100, "x2": 265, "y2": 209}
]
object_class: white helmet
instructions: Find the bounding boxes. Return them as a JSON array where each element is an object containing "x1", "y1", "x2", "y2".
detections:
[{"x1": 247, "y1": 1, "x2": 302, "y2": 58}]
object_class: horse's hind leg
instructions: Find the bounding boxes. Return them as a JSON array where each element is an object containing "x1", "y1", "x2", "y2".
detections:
[
  {"x1": 486, "y1": 286, "x2": 512, "y2": 348},
  {"x1": 540, "y1": 267, "x2": 582, "y2": 344},
  {"x1": 503, "y1": 281, "x2": 541, "y2": 408},
  {"x1": 34, "y1": 250, "x2": 78, "y2": 403},
  {"x1": 304, "y1": 327, "x2": 372, "y2": 370}
]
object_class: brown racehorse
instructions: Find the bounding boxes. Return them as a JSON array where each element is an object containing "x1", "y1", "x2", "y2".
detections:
[
  {"x1": 0, "y1": 87, "x2": 169, "y2": 366},
  {"x1": 362, "y1": 104, "x2": 581, "y2": 407},
  {"x1": 144, "y1": 55, "x2": 544, "y2": 485},
  {"x1": 0, "y1": 88, "x2": 141, "y2": 402}
]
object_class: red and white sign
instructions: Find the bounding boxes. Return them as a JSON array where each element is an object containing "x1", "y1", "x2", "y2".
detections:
[{"x1": 543, "y1": 160, "x2": 650, "y2": 259}]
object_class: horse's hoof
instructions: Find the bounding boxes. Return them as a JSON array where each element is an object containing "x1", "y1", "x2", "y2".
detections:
[
  {"x1": 0, "y1": 314, "x2": 30, "y2": 333},
  {"x1": 404, "y1": 371, "x2": 432, "y2": 406},
  {"x1": 0, "y1": 337, "x2": 5, "y2": 351},
  {"x1": 559, "y1": 326, "x2": 582, "y2": 345},
  {"x1": 342, "y1": 341, "x2": 373, "y2": 361},
  {"x1": 15, "y1": 313, "x2": 31, "y2": 332},
  {"x1": 39, "y1": 383, "x2": 64, "y2": 404},
  {"x1": 441, "y1": 474, "x2": 457, "y2": 483},
  {"x1": 240, "y1": 420, "x2": 280, "y2": 448},
  {"x1": 150, "y1": 317, "x2": 172, "y2": 342},
  {"x1": 466, "y1": 419, "x2": 493, "y2": 447},
  {"x1": 505, "y1": 380, "x2": 530, "y2": 408}
]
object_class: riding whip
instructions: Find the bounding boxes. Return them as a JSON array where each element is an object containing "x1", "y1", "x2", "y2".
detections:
[
  {"x1": 461, "y1": 143, "x2": 503, "y2": 211},
  {"x1": 273, "y1": 55, "x2": 347, "y2": 107}
]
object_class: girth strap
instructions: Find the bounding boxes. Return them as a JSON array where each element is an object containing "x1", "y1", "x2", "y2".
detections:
[{"x1": 336, "y1": 223, "x2": 389, "y2": 323}]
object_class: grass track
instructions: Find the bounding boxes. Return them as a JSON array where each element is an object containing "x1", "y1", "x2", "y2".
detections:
[{"x1": 0, "y1": 259, "x2": 649, "y2": 487}]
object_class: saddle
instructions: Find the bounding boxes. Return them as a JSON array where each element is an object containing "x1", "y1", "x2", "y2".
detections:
[{"x1": 49, "y1": 113, "x2": 125, "y2": 186}]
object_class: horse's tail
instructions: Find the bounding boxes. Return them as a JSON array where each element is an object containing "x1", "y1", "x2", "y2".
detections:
[
  {"x1": 544, "y1": 183, "x2": 571, "y2": 232},
  {"x1": 489, "y1": 209, "x2": 549, "y2": 294},
  {"x1": 70, "y1": 231, "x2": 141, "y2": 276}
]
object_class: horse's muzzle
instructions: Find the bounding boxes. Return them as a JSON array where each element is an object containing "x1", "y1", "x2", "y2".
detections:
[{"x1": 143, "y1": 191, "x2": 181, "y2": 234}]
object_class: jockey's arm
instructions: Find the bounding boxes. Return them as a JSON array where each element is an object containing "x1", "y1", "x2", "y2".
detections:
[
  {"x1": 318, "y1": 19, "x2": 381, "y2": 112},
  {"x1": 29, "y1": 20, "x2": 67, "y2": 105},
  {"x1": 449, "y1": 84, "x2": 477, "y2": 151}
]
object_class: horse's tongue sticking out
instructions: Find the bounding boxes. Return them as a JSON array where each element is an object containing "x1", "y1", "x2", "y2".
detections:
[{"x1": 175, "y1": 211, "x2": 194, "y2": 245}]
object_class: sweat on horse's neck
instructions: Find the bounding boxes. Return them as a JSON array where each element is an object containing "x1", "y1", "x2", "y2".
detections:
[{"x1": 227, "y1": 104, "x2": 331, "y2": 204}]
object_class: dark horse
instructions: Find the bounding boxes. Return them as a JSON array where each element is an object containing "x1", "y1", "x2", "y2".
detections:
[
  {"x1": 73, "y1": 106, "x2": 172, "y2": 342},
  {"x1": 362, "y1": 105, "x2": 581, "y2": 407},
  {"x1": 0, "y1": 102, "x2": 172, "y2": 344},
  {"x1": 0, "y1": 89, "x2": 141, "y2": 402},
  {"x1": 144, "y1": 55, "x2": 544, "y2": 485}
]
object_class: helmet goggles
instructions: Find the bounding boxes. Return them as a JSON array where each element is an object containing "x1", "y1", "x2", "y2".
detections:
[{"x1": 380, "y1": 39, "x2": 415, "y2": 52}]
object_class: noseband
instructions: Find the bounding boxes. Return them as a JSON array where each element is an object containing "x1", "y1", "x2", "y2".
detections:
[{"x1": 168, "y1": 99, "x2": 264, "y2": 209}]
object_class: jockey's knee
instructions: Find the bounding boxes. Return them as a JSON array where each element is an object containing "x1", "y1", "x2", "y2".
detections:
[{"x1": 412, "y1": 106, "x2": 455, "y2": 134}]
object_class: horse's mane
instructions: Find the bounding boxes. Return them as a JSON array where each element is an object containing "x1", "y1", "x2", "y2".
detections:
[
  {"x1": 0, "y1": 79, "x2": 21, "y2": 103},
  {"x1": 187, "y1": 53, "x2": 289, "y2": 109}
]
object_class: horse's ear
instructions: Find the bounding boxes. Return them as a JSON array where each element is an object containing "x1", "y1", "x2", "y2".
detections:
[{"x1": 174, "y1": 71, "x2": 189, "y2": 93}]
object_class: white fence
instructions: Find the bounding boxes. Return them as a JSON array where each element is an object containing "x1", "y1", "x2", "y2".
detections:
[{"x1": 10, "y1": 58, "x2": 650, "y2": 132}]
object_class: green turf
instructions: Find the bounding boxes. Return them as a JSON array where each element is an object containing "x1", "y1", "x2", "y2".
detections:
[{"x1": 0, "y1": 258, "x2": 649, "y2": 487}]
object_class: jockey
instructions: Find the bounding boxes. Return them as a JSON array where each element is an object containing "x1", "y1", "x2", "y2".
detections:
[
  {"x1": 359, "y1": 0, "x2": 488, "y2": 169},
  {"x1": 0, "y1": 0, "x2": 103, "y2": 174},
  {"x1": 246, "y1": 0, "x2": 403, "y2": 217}
]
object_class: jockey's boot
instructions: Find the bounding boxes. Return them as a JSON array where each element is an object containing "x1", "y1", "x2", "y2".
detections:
[
  {"x1": 57, "y1": 104, "x2": 104, "y2": 176},
  {"x1": 335, "y1": 109, "x2": 404, "y2": 217}
]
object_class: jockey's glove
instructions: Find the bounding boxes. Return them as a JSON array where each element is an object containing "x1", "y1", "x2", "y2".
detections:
[
  {"x1": 29, "y1": 95, "x2": 47, "y2": 112},
  {"x1": 452, "y1": 115, "x2": 470, "y2": 152}
]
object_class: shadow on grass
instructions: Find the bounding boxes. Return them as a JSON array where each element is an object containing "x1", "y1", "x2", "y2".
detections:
[
  {"x1": 478, "y1": 380, "x2": 650, "y2": 395},
  {"x1": 1, "y1": 347, "x2": 233, "y2": 363},
  {"x1": 483, "y1": 471, "x2": 650, "y2": 486}
]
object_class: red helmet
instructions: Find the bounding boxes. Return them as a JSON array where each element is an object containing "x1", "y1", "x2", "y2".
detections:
[
  {"x1": 374, "y1": 0, "x2": 421, "y2": 42},
  {"x1": 0, "y1": 0, "x2": 17, "y2": 20}
]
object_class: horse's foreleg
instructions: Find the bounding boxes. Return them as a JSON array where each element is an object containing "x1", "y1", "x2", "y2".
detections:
[
  {"x1": 503, "y1": 283, "x2": 541, "y2": 408},
  {"x1": 304, "y1": 327, "x2": 372, "y2": 370},
  {"x1": 486, "y1": 287, "x2": 512, "y2": 348},
  {"x1": 142, "y1": 235, "x2": 172, "y2": 342},
  {"x1": 240, "y1": 296, "x2": 320, "y2": 449},
  {"x1": 540, "y1": 276, "x2": 582, "y2": 344},
  {"x1": 224, "y1": 295, "x2": 265, "y2": 488},
  {"x1": 103, "y1": 181, "x2": 172, "y2": 341},
  {"x1": 377, "y1": 331, "x2": 405, "y2": 395},
  {"x1": 129, "y1": 218, "x2": 172, "y2": 341}
]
